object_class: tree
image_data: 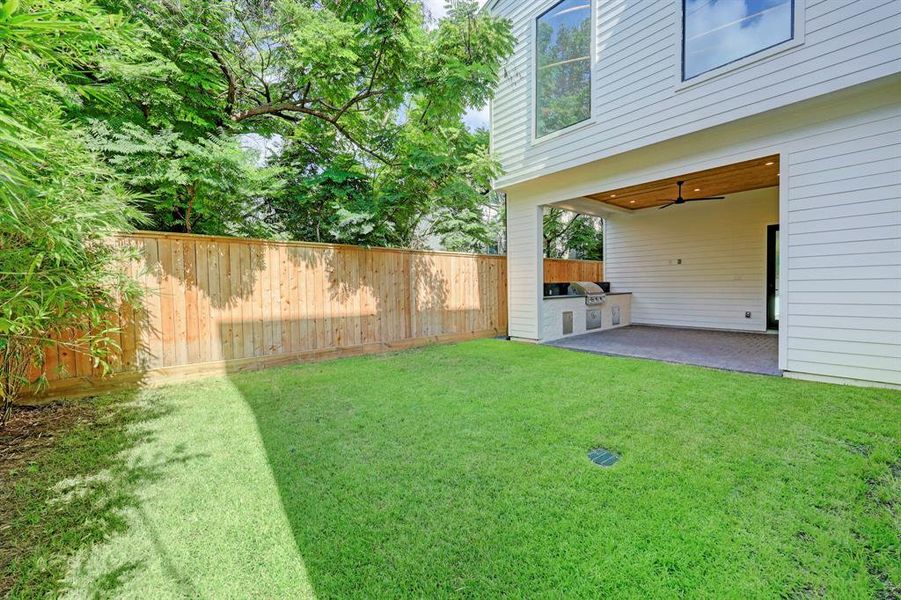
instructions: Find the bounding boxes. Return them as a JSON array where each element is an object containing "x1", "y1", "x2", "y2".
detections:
[
  {"x1": 0, "y1": 0, "x2": 146, "y2": 424},
  {"x1": 268, "y1": 119, "x2": 503, "y2": 250},
  {"x1": 75, "y1": 0, "x2": 514, "y2": 246},
  {"x1": 86, "y1": 122, "x2": 278, "y2": 237},
  {"x1": 91, "y1": 0, "x2": 513, "y2": 161},
  {"x1": 266, "y1": 119, "x2": 381, "y2": 244},
  {"x1": 255, "y1": 2, "x2": 513, "y2": 250},
  {"x1": 377, "y1": 124, "x2": 502, "y2": 249},
  {"x1": 77, "y1": 0, "x2": 277, "y2": 234},
  {"x1": 543, "y1": 209, "x2": 603, "y2": 260}
]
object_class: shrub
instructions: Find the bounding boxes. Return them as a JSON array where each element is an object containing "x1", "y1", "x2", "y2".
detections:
[{"x1": 0, "y1": 0, "x2": 145, "y2": 425}]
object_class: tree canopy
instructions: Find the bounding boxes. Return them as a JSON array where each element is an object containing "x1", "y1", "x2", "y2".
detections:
[{"x1": 69, "y1": 0, "x2": 515, "y2": 246}]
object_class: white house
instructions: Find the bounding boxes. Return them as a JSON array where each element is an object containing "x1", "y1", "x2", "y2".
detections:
[{"x1": 486, "y1": 0, "x2": 901, "y2": 387}]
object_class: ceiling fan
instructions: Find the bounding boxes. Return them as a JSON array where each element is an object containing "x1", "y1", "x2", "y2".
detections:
[{"x1": 656, "y1": 181, "x2": 725, "y2": 210}]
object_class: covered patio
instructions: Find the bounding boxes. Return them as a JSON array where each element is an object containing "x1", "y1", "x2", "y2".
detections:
[
  {"x1": 530, "y1": 154, "x2": 784, "y2": 376},
  {"x1": 546, "y1": 325, "x2": 780, "y2": 376}
]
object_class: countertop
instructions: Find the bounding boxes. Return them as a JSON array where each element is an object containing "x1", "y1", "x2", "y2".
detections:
[{"x1": 543, "y1": 292, "x2": 632, "y2": 300}]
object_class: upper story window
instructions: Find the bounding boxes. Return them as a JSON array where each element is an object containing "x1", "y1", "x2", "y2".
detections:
[
  {"x1": 535, "y1": 0, "x2": 592, "y2": 139},
  {"x1": 683, "y1": 0, "x2": 794, "y2": 80}
]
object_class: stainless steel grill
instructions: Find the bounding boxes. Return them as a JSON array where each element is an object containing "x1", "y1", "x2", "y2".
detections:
[{"x1": 568, "y1": 281, "x2": 607, "y2": 306}]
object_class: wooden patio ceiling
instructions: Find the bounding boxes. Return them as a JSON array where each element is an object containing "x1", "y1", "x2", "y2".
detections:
[{"x1": 584, "y1": 155, "x2": 780, "y2": 211}]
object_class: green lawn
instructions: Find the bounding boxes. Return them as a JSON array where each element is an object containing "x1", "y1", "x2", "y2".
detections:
[{"x1": 4, "y1": 340, "x2": 900, "y2": 598}]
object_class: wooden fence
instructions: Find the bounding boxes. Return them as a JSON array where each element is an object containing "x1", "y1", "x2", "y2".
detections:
[
  {"x1": 544, "y1": 258, "x2": 604, "y2": 283},
  {"x1": 28, "y1": 232, "x2": 601, "y2": 400}
]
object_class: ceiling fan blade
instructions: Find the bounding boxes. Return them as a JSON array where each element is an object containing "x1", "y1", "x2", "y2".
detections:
[
  {"x1": 686, "y1": 196, "x2": 726, "y2": 201},
  {"x1": 657, "y1": 202, "x2": 676, "y2": 210}
]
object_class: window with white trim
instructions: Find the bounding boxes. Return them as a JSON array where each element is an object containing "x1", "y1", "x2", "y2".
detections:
[
  {"x1": 683, "y1": 0, "x2": 794, "y2": 80},
  {"x1": 535, "y1": 0, "x2": 591, "y2": 138}
]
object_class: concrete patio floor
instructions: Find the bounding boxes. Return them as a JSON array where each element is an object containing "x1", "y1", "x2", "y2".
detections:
[{"x1": 546, "y1": 325, "x2": 781, "y2": 376}]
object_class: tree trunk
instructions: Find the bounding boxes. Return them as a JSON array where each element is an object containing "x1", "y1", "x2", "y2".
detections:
[
  {"x1": 184, "y1": 184, "x2": 196, "y2": 233},
  {"x1": 0, "y1": 337, "x2": 38, "y2": 428}
]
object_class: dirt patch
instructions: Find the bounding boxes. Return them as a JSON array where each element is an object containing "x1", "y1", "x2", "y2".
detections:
[
  {"x1": 0, "y1": 401, "x2": 100, "y2": 595},
  {"x1": 0, "y1": 402, "x2": 98, "y2": 476}
]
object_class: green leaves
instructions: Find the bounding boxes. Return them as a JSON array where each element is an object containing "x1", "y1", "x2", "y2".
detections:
[
  {"x1": 1, "y1": 0, "x2": 19, "y2": 19},
  {"x1": 35, "y1": 0, "x2": 514, "y2": 248},
  {"x1": 268, "y1": 111, "x2": 503, "y2": 251},
  {"x1": 276, "y1": 2, "x2": 361, "y2": 93},
  {"x1": 86, "y1": 121, "x2": 275, "y2": 236},
  {"x1": 543, "y1": 209, "x2": 604, "y2": 260},
  {"x1": 0, "y1": 0, "x2": 147, "y2": 415}
]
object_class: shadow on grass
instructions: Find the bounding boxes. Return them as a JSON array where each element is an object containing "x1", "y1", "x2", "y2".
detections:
[{"x1": 0, "y1": 392, "x2": 207, "y2": 599}]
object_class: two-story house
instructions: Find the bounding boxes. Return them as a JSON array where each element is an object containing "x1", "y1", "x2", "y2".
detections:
[{"x1": 487, "y1": 0, "x2": 901, "y2": 386}]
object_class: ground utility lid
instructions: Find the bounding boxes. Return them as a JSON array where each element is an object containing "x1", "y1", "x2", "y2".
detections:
[{"x1": 587, "y1": 448, "x2": 619, "y2": 467}]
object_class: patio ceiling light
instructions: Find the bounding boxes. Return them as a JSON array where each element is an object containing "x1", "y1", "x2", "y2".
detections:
[{"x1": 765, "y1": 161, "x2": 774, "y2": 166}]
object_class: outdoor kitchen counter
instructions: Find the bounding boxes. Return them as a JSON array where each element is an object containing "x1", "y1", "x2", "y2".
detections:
[
  {"x1": 541, "y1": 292, "x2": 632, "y2": 342},
  {"x1": 543, "y1": 292, "x2": 633, "y2": 300}
]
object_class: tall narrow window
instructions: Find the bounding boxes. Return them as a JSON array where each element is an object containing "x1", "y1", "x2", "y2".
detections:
[
  {"x1": 536, "y1": 0, "x2": 591, "y2": 138},
  {"x1": 683, "y1": 0, "x2": 794, "y2": 80}
]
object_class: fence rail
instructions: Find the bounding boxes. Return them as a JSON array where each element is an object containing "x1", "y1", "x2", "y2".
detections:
[{"x1": 29, "y1": 232, "x2": 600, "y2": 400}]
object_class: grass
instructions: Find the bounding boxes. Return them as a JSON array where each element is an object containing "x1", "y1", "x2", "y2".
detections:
[
  {"x1": 1, "y1": 396, "x2": 155, "y2": 598},
  {"x1": 3, "y1": 339, "x2": 899, "y2": 598}
]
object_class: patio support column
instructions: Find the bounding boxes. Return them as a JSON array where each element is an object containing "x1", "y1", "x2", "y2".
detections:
[{"x1": 506, "y1": 194, "x2": 543, "y2": 341}]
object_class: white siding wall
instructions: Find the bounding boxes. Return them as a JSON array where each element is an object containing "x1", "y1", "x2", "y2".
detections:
[
  {"x1": 506, "y1": 201, "x2": 542, "y2": 340},
  {"x1": 489, "y1": 0, "x2": 901, "y2": 188},
  {"x1": 605, "y1": 188, "x2": 778, "y2": 331},
  {"x1": 783, "y1": 113, "x2": 901, "y2": 385}
]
